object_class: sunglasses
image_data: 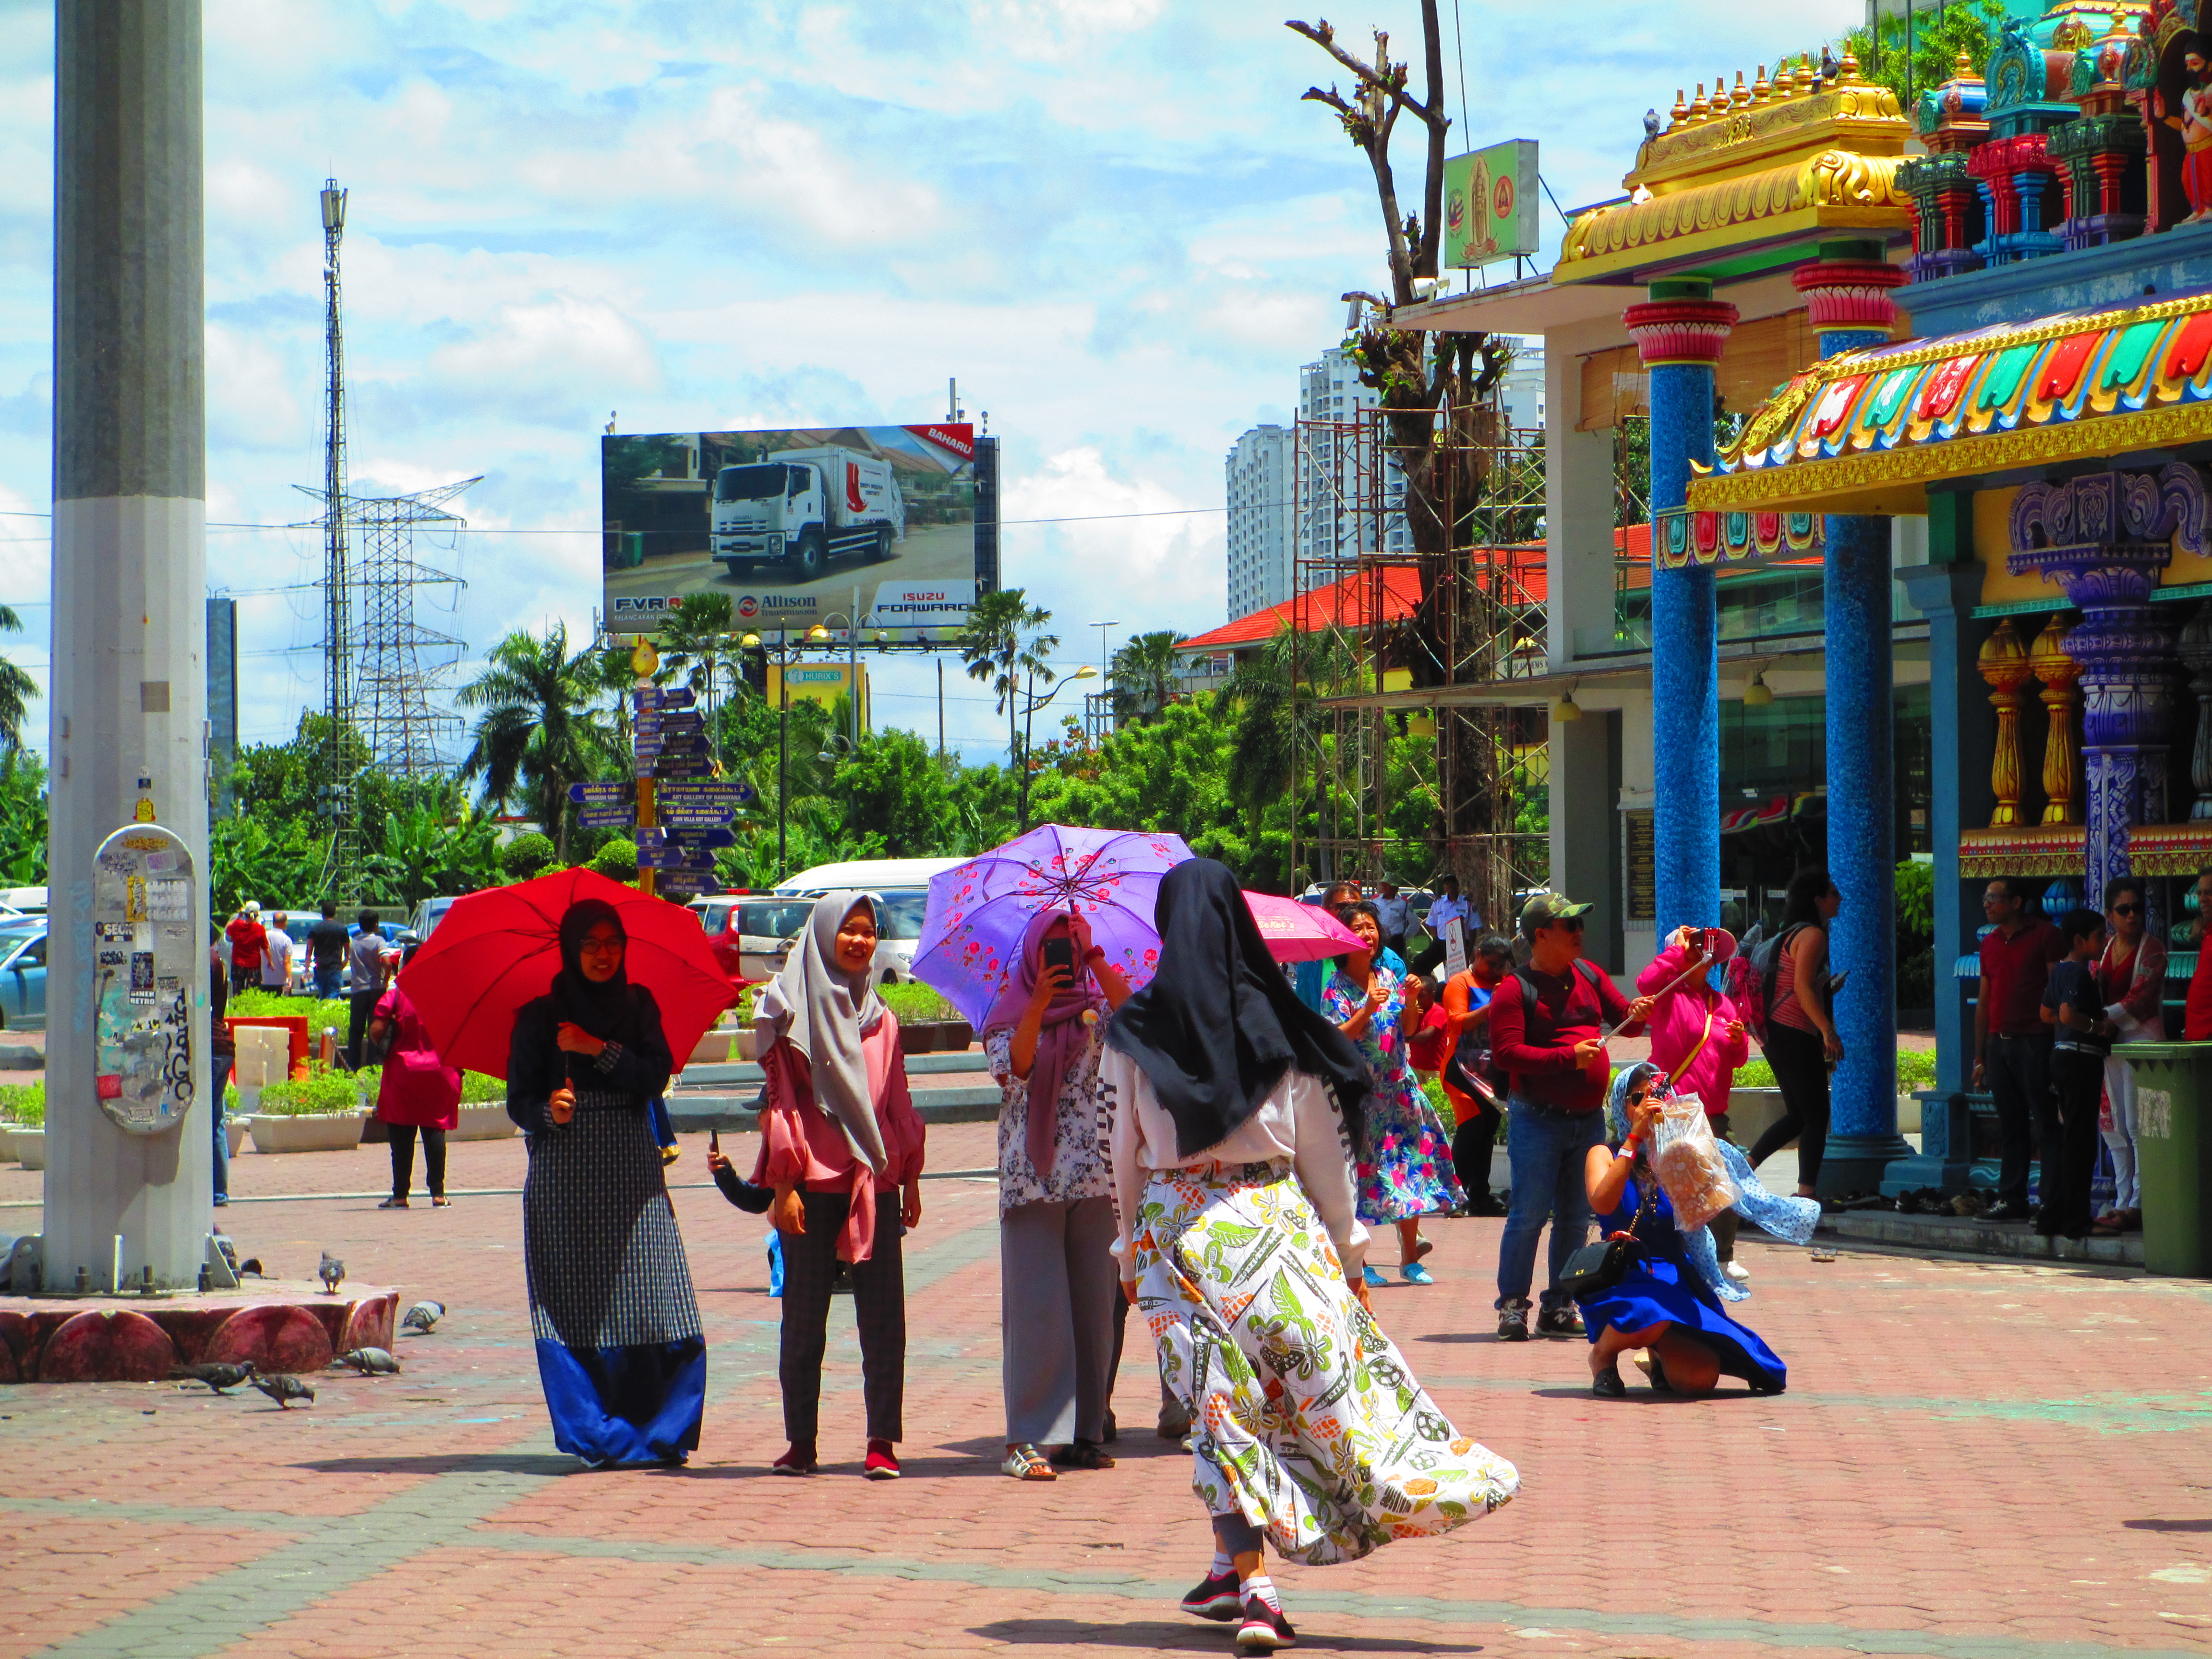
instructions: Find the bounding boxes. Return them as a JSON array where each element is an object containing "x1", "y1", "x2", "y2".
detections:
[
  {"x1": 2112, "y1": 903, "x2": 2143, "y2": 915},
  {"x1": 1550, "y1": 916, "x2": 1587, "y2": 933}
]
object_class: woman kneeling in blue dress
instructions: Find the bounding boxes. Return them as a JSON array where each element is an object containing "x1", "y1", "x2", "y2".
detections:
[{"x1": 1574, "y1": 1061, "x2": 1799, "y2": 1399}]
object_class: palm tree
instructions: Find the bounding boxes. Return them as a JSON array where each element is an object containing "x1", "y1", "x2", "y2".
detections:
[
  {"x1": 958, "y1": 588, "x2": 1058, "y2": 780},
  {"x1": 655, "y1": 592, "x2": 738, "y2": 759},
  {"x1": 0, "y1": 604, "x2": 41, "y2": 752},
  {"x1": 1220, "y1": 624, "x2": 1354, "y2": 819},
  {"x1": 456, "y1": 623, "x2": 611, "y2": 860},
  {"x1": 1107, "y1": 628, "x2": 1189, "y2": 725}
]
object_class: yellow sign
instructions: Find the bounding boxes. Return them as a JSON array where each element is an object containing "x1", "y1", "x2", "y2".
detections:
[
  {"x1": 769, "y1": 661, "x2": 870, "y2": 728},
  {"x1": 630, "y1": 638, "x2": 660, "y2": 677}
]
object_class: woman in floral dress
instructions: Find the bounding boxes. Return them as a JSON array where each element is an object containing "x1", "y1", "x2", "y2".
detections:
[
  {"x1": 1324, "y1": 901, "x2": 1466, "y2": 1286},
  {"x1": 1103, "y1": 860, "x2": 1518, "y2": 1651}
]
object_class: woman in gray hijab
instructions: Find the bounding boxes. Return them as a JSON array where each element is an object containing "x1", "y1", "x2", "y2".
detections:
[{"x1": 749, "y1": 891, "x2": 927, "y2": 1480}]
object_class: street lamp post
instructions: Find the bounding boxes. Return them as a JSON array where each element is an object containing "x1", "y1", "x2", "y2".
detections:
[
  {"x1": 1016, "y1": 664, "x2": 1098, "y2": 831},
  {"x1": 1088, "y1": 619, "x2": 1120, "y2": 743}
]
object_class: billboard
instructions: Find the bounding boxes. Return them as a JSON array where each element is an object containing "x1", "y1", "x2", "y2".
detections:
[
  {"x1": 1444, "y1": 140, "x2": 1539, "y2": 269},
  {"x1": 769, "y1": 661, "x2": 870, "y2": 727},
  {"x1": 602, "y1": 423, "x2": 992, "y2": 640}
]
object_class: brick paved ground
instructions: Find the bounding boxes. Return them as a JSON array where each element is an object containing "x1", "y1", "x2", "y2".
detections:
[{"x1": 3, "y1": 1122, "x2": 2211, "y2": 1659}]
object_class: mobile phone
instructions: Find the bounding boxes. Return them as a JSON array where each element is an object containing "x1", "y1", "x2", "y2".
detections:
[
  {"x1": 1042, "y1": 936, "x2": 1076, "y2": 977},
  {"x1": 709, "y1": 1129, "x2": 720, "y2": 1155}
]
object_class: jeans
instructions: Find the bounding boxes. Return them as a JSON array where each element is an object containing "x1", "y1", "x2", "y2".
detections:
[
  {"x1": 347, "y1": 989, "x2": 380, "y2": 1070},
  {"x1": 1983, "y1": 1031, "x2": 2052, "y2": 1208},
  {"x1": 1495, "y1": 1097, "x2": 1604, "y2": 1311},
  {"x1": 2101, "y1": 1046, "x2": 2145, "y2": 1213},
  {"x1": 313, "y1": 965, "x2": 342, "y2": 1000},
  {"x1": 210, "y1": 1055, "x2": 233, "y2": 1202},
  {"x1": 387, "y1": 1124, "x2": 447, "y2": 1199}
]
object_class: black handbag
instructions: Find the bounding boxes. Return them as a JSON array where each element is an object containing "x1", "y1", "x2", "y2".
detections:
[{"x1": 1557, "y1": 1184, "x2": 1650, "y2": 1301}]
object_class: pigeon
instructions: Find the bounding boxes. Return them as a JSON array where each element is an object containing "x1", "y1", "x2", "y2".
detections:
[
  {"x1": 317, "y1": 1252, "x2": 344, "y2": 1295},
  {"x1": 252, "y1": 1373, "x2": 315, "y2": 1409},
  {"x1": 337, "y1": 1346, "x2": 400, "y2": 1375},
  {"x1": 1644, "y1": 107, "x2": 1661, "y2": 138},
  {"x1": 171, "y1": 1360, "x2": 256, "y2": 1395},
  {"x1": 400, "y1": 1299, "x2": 445, "y2": 1335},
  {"x1": 237, "y1": 1257, "x2": 264, "y2": 1278}
]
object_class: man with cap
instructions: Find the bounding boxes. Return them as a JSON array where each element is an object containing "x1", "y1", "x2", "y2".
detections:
[
  {"x1": 225, "y1": 902, "x2": 268, "y2": 999},
  {"x1": 1485, "y1": 891, "x2": 1654, "y2": 1341}
]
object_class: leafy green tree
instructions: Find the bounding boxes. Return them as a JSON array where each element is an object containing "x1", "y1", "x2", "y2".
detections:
[
  {"x1": 1107, "y1": 628, "x2": 1189, "y2": 725},
  {"x1": 0, "y1": 753, "x2": 47, "y2": 883},
  {"x1": 0, "y1": 604, "x2": 41, "y2": 753},
  {"x1": 360, "y1": 805, "x2": 503, "y2": 909},
  {"x1": 1831, "y1": 0, "x2": 2003, "y2": 110},
  {"x1": 501, "y1": 831, "x2": 558, "y2": 880},
  {"x1": 589, "y1": 836, "x2": 639, "y2": 880},
  {"x1": 457, "y1": 623, "x2": 613, "y2": 860},
  {"x1": 210, "y1": 816, "x2": 328, "y2": 916},
  {"x1": 959, "y1": 588, "x2": 1058, "y2": 821},
  {"x1": 1029, "y1": 697, "x2": 1249, "y2": 870},
  {"x1": 832, "y1": 728, "x2": 951, "y2": 857}
]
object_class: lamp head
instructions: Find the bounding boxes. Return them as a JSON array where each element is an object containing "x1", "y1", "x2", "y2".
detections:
[
  {"x1": 1073, "y1": 665, "x2": 1098, "y2": 679},
  {"x1": 740, "y1": 633, "x2": 761, "y2": 649},
  {"x1": 807, "y1": 625, "x2": 830, "y2": 643},
  {"x1": 1743, "y1": 670, "x2": 1775, "y2": 708}
]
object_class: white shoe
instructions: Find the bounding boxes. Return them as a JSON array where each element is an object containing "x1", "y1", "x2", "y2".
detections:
[{"x1": 1722, "y1": 1260, "x2": 1751, "y2": 1283}]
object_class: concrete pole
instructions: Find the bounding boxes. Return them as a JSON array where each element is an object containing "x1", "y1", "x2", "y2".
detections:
[
  {"x1": 47, "y1": 1, "x2": 210, "y2": 1289},
  {"x1": 1795, "y1": 245, "x2": 1911, "y2": 1195},
  {"x1": 1623, "y1": 281, "x2": 1737, "y2": 945}
]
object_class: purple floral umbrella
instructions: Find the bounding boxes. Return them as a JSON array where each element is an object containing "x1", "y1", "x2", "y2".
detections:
[{"x1": 911, "y1": 824, "x2": 1196, "y2": 1028}]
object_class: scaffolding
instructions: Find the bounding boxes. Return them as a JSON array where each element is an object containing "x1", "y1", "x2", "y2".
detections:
[{"x1": 1289, "y1": 391, "x2": 1550, "y2": 926}]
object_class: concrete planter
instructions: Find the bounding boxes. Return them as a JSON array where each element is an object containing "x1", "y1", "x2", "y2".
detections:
[
  {"x1": 225, "y1": 1120, "x2": 249, "y2": 1158},
  {"x1": 735, "y1": 1027, "x2": 764, "y2": 1063},
  {"x1": 449, "y1": 1102, "x2": 518, "y2": 1142},
  {"x1": 1720, "y1": 1086, "x2": 1920, "y2": 1148},
  {"x1": 13, "y1": 1125, "x2": 43, "y2": 1169},
  {"x1": 689, "y1": 1026, "x2": 735, "y2": 1066},
  {"x1": 245, "y1": 1113, "x2": 365, "y2": 1154}
]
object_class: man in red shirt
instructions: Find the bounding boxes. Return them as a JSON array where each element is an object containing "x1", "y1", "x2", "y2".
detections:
[
  {"x1": 1973, "y1": 877, "x2": 2063, "y2": 1222},
  {"x1": 1487, "y1": 893, "x2": 1653, "y2": 1341},
  {"x1": 224, "y1": 902, "x2": 268, "y2": 998},
  {"x1": 2186, "y1": 868, "x2": 2212, "y2": 1041}
]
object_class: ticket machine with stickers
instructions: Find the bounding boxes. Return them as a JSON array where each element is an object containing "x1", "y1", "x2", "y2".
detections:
[{"x1": 89, "y1": 823, "x2": 197, "y2": 1135}]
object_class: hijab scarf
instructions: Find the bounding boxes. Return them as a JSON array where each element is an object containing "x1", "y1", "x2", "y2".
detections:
[
  {"x1": 549, "y1": 899, "x2": 643, "y2": 1048},
  {"x1": 755, "y1": 891, "x2": 889, "y2": 1173},
  {"x1": 981, "y1": 908, "x2": 1095, "y2": 1179},
  {"x1": 1106, "y1": 858, "x2": 1372, "y2": 1159}
]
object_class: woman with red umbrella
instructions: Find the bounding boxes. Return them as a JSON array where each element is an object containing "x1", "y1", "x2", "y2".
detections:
[{"x1": 506, "y1": 898, "x2": 703, "y2": 1469}]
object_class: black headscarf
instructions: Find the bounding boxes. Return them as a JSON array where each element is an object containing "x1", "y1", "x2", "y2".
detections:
[
  {"x1": 1105, "y1": 858, "x2": 1372, "y2": 1159},
  {"x1": 549, "y1": 898, "x2": 643, "y2": 1046}
]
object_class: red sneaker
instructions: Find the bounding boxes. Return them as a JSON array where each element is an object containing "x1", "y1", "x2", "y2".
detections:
[
  {"x1": 863, "y1": 1438, "x2": 901, "y2": 1480},
  {"x1": 770, "y1": 1443, "x2": 817, "y2": 1477}
]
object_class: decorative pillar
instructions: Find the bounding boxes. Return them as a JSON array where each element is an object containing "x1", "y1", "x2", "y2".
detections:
[
  {"x1": 1794, "y1": 245, "x2": 1909, "y2": 1193},
  {"x1": 2179, "y1": 603, "x2": 2212, "y2": 820},
  {"x1": 48, "y1": 2, "x2": 212, "y2": 1289},
  {"x1": 1624, "y1": 279, "x2": 1736, "y2": 945},
  {"x1": 2030, "y1": 613, "x2": 2082, "y2": 824},
  {"x1": 1978, "y1": 618, "x2": 2033, "y2": 827},
  {"x1": 2009, "y1": 465, "x2": 2203, "y2": 908}
]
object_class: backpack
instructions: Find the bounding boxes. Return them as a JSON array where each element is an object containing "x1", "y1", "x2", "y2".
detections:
[
  {"x1": 1725, "y1": 922, "x2": 1807, "y2": 1045},
  {"x1": 1512, "y1": 958, "x2": 1609, "y2": 1026}
]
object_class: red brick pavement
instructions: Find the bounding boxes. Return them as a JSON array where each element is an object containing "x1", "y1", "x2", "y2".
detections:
[{"x1": 3, "y1": 1123, "x2": 2211, "y2": 1658}]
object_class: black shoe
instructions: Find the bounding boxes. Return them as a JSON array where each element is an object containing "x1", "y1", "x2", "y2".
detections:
[
  {"x1": 1179, "y1": 1570, "x2": 1242, "y2": 1622},
  {"x1": 1236, "y1": 1595, "x2": 1298, "y2": 1652},
  {"x1": 1535, "y1": 1303, "x2": 1585, "y2": 1337},
  {"x1": 1591, "y1": 1366, "x2": 1627, "y2": 1399},
  {"x1": 1495, "y1": 1298, "x2": 1530, "y2": 1341},
  {"x1": 1979, "y1": 1201, "x2": 2032, "y2": 1224}
]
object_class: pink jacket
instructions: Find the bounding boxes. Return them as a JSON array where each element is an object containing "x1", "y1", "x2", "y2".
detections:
[
  {"x1": 752, "y1": 1016, "x2": 926, "y2": 1264},
  {"x1": 1635, "y1": 938, "x2": 1750, "y2": 1119}
]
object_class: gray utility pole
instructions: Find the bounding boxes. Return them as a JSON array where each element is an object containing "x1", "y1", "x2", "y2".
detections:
[{"x1": 49, "y1": 0, "x2": 212, "y2": 1288}]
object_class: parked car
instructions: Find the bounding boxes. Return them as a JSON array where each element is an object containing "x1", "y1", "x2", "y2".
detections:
[
  {"x1": 406, "y1": 895, "x2": 465, "y2": 944},
  {"x1": 774, "y1": 857, "x2": 964, "y2": 984},
  {"x1": 0, "y1": 919, "x2": 46, "y2": 1030},
  {"x1": 0, "y1": 887, "x2": 46, "y2": 916},
  {"x1": 689, "y1": 894, "x2": 817, "y2": 984}
]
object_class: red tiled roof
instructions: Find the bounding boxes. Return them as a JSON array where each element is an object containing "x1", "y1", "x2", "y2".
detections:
[{"x1": 1186, "y1": 527, "x2": 1651, "y2": 652}]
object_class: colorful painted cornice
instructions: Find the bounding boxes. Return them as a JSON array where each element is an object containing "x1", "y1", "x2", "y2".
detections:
[
  {"x1": 1556, "y1": 57, "x2": 1913, "y2": 286},
  {"x1": 1686, "y1": 286, "x2": 2212, "y2": 514}
]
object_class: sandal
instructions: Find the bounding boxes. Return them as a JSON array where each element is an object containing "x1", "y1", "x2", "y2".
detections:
[
  {"x1": 377, "y1": 1197, "x2": 408, "y2": 1209},
  {"x1": 1002, "y1": 1443, "x2": 1057, "y2": 1481},
  {"x1": 1050, "y1": 1438, "x2": 1116, "y2": 1470},
  {"x1": 431, "y1": 1196, "x2": 452, "y2": 1207},
  {"x1": 2089, "y1": 1218, "x2": 2126, "y2": 1237}
]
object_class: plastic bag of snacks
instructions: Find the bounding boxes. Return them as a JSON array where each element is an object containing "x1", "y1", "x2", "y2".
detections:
[{"x1": 1650, "y1": 1093, "x2": 1739, "y2": 1233}]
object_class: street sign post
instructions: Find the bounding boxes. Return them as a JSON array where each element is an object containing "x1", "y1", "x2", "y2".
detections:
[
  {"x1": 567, "y1": 781, "x2": 633, "y2": 805},
  {"x1": 577, "y1": 806, "x2": 636, "y2": 830}
]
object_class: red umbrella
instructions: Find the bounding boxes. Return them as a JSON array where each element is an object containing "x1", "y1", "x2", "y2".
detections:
[
  {"x1": 397, "y1": 867, "x2": 735, "y2": 1079},
  {"x1": 1243, "y1": 890, "x2": 1365, "y2": 962}
]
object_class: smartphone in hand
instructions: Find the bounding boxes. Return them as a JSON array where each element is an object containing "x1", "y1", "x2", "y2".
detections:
[{"x1": 1042, "y1": 936, "x2": 1076, "y2": 977}]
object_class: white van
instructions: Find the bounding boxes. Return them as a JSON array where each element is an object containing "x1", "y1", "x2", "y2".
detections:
[{"x1": 775, "y1": 857, "x2": 964, "y2": 983}]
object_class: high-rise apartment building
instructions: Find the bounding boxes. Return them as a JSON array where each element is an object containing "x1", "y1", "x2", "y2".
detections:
[
  {"x1": 1294, "y1": 347, "x2": 1409, "y2": 580},
  {"x1": 1496, "y1": 335, "x2": 1546, "y2": 432},
  {"x1": 1224, "y1": 424, "x2": 1290, "y2": 622}
]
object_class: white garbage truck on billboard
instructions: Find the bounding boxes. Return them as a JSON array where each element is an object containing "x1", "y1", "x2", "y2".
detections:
[{"x1": 711, "y1": 445, "x2": 905, "y2": 580}]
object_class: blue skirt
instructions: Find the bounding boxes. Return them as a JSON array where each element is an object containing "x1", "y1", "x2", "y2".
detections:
[
  {"x1": 524, "y1": 1101, "x2": 706, "y2": 1464},
  {"x1": 1576, "y1": 1248, "x2": 1787, "y2": 1394}
]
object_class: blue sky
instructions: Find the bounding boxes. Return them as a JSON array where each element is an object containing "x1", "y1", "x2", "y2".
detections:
[{"x1": 0, "y1": 0, "x2": 1861, "y2": 764}]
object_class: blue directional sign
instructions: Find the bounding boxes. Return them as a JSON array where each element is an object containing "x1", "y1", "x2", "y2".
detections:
[
  {"x1": 659, "y1": 709, "x2": 704, "y2": 730},
  {"x1": 653, "y1": 757, "x2": 714, "y2": 779},
  {"x1": 638, "y1": 842, "x2": 719, "y2": 871},
  {"x1": 656, "y1": 871, "x2": 721, "y2": 898},
  {"x1": 576, "y1": 806, "x2": 636, "y2": 830},
  {"x1": 634, "y1": 686, "x2": 696, "y2": 710},
  {"x1": 567, "y1": 781, "x2": 632, "y2": 805},
  {"x1": 665, "y1": 779, "x2": 758, "y2": 808}
]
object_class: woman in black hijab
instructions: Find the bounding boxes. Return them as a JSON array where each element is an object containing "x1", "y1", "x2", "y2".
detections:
[
  {"x1": 507, "y1": 899, "x2": 702, "y2": 1469},
  {"x1": 1101, "y1": 860, "x2": 1518, "y2": 1650}
]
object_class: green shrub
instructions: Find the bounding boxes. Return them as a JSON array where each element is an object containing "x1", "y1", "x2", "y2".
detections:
[
  {"x1": 252, "y1": 1072, "x2": 364, "y2": 1117},
  {"x1": 228, "y1": 991, "x2": 349, "y2": 1035},
  {"x1": 589, "y1": 838, "x2": 639, "y2": 880},
  {"x1": 0, "y1": 1082, "x2": 43, "y2": 1125},
  {"x1": 1731, "y1": 1048, "x2": 1939, "y2": 1092},
  {"x1": 502, "y1": 831, "x2": 558, "y2": 880},
  {"x1": 461, "y1": 1070, "x2": 504, "y2": 1104},
  {"x1": 880, "y1": 981, "x2": 956, "y2": 1023}
]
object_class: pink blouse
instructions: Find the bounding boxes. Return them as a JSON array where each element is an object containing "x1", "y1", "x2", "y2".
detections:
[{"x1": 751, "y1": 1016, "x2": 926, "y2": 1263}]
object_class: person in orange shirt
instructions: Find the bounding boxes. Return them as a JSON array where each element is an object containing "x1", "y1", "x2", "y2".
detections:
[
  {"x1": 1440, "y1": 935, "x2": 1514, "y2": 1216},
  {"x1": 752, "y1": 892, "x2": 927, "y2": 1481}
]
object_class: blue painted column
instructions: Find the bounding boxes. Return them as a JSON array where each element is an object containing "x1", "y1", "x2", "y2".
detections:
[
  {"x1": 1797, "y1": 247, "x2": 1913, "y2": 1194},
  {"x1": 1624, "y1": 281, "x2": 1737, "y2": 944}
]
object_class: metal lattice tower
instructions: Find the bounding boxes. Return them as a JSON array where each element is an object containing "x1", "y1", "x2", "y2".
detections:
[
  {"x1": 353, "y1": 480, "x2": 473, "y2": 777},
  {"x1": 318, "y1": 178, "x2": 354, "y2": 877}
]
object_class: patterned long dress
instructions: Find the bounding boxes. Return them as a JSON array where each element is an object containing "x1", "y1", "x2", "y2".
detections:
[
  {"x1": 1131, "y1": 1156, "x2": 1518, "y2": 1563},
  {"x1": 1324, "y1": 966, "x2": 1466, "y2": 1222}
]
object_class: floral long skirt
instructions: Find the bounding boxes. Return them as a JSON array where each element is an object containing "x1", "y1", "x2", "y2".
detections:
[
  {"x1": 1356, "y1": 1063, "x2": 1467, "y2": 1223},
  {"x1": 1131, "y1": 1160, "x2": 1518, "y2": 1566}
]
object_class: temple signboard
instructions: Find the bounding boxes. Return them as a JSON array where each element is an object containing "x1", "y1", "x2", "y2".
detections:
[{"x1": 1444, "y1": 140, "x2": 1539, "y2": 268}]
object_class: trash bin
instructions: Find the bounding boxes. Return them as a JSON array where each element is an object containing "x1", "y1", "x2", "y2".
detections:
[{"x1": 2115, "y1": 1042, "x2": 2212, "y2": 1277}]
